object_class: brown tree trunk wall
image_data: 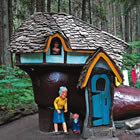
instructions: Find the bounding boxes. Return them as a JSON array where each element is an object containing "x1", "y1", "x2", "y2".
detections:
[
  {"x1": 47, "y1": 0, "x2": 51, "y2": 12},
  {"x1": 36, "y1": 0, "x2": 45, "y2": 12},
  {"x1": 58, "y1": 0, "x2": 60, "y2": 12},
  {"x1": 69, "y1": 0, "x2": 71, "y2": 14},
  {"x1": 0, "y1": 0, "x2": 11, "y2": 66},
  {"x1": 88, "y1": 0, "x2": 92, "y2": 24},
  {"x1": 136, "y1": 5, "x2": 140, "y2": 41},
  {"x1": 30, "y1": 0, "x2": 35, "y2": 15},
  {"x1": 82, "y1": 0, "x2": 86, "y2": 21},
  {"x1": 0, "y1": 0, "x2": 3, "y2": 65}
]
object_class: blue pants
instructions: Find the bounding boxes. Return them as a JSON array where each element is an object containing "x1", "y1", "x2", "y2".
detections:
[{"x1": 73, "y1": 120, "x2": 80, "y2": 132}]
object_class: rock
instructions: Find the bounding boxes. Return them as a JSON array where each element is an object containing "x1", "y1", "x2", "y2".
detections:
[
  {"x1": 0, "y1": 103, "x2": 38, "y2": 125},
  {"x1": 126, "y1": 129, "x2": 140, "y2": 135},
  {"x1": 114, "y1": 121, "x2": 126, "y2": 129},
  {"x1": 115, "y1": 117, "x2": 140, "y2": 133},
  {"x1": 125, "y1": 117, "x2": 140, "y2": 130}
]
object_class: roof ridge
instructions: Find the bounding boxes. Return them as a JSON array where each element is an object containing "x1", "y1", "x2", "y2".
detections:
[{"x1": 102, "y1": 31, "x2": 129, "y2": 48}]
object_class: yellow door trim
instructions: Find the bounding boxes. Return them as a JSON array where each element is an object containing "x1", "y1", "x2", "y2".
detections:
[{"x1": 81, "y1": 52, "x2": 123, "y2": 88}]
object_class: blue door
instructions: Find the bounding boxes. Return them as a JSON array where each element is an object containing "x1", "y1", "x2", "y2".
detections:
[{"x1": 91, "y1": 74, "x2": 111, "y2": 126}]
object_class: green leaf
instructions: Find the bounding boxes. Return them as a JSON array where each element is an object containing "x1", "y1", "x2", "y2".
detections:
[
  {"x1": 0, "y1": 65, "x2": 34, "y2": 109},
  {"x1": 0, "y1": 79, "x2": 11, "y2": 83}
]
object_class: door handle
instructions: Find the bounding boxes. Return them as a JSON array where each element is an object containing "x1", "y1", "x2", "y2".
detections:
[{"x1": 105, "y1": 98, "x2": 107, "y2": 105}]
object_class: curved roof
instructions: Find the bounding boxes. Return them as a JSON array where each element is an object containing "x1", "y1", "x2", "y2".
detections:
[
  {"x1": 9, "y1": 12, "x2": 129, "y2": 67},
  {"x1": 77, "y1": 47, "x2": 123, "y2": 89}
]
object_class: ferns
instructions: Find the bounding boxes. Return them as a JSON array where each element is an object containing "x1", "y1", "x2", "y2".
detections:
[{"x1": 0, "y1": 65, "x2": 34, "y2": 110}]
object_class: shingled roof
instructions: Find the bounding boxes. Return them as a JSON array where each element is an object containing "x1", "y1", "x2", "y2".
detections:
[
  {"x1": 77, "y1": 47, "x2": 123, "y2": 89},
  {"x1": 9, "y1": 12, "x2": 129, "y2": 67}
]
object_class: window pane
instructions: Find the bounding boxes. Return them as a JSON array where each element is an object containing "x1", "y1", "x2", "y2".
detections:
[{"x1": 96, "y1": 78, "x2": 105, "y2": 91}]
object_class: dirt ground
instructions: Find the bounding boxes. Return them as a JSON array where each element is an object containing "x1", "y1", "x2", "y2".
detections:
[{"x1": 0, "y1": 113, "x2": 140, "y2": 140}]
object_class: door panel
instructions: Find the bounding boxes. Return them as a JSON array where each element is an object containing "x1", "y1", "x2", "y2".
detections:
[{"x1": 91, "y1": 74, "x2": 111, "y2": 126}]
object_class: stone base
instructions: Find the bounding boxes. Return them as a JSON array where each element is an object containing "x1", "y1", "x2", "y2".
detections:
[
  {"x1": 92, "y1": 126, "x2": 116, "y2": 137},
  {"x1": 82, "y1": 125, "x2": 116, "y2": 139}
]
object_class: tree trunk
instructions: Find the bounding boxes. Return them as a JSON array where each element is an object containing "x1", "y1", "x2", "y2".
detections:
[
  {"x1": 58, "y1": 0, "x2": 60, "y2": 12},
  {"x1": 8, "y1": 0, "x2": 13, "y2": 40},
  {"x1": 0, "y1": 0, "x2": 3, "y2": 65},
  {"x1": 124, "y1": 14, "x2": 129, "y2": 42},
  {"x1": 88, "y1": 0, "x2": 92, "y2": 24},
  {"x1": 47, "y1": 0, "x2": 51, "y2": 12},
  {"x1": 136, "y1": 5, "x2": 140, "y2": 41},
  {"x1": 8, "y1": 0, "x2": 13, "y2": 67},
  {"x1": 131, "y1": 8, "x2": 136, "y2": 41},
  {"x1": 36, "y1": 0, "x2": 45, "y2": 12},
  {"x1": 107, "y1": 1, "x2": 113, "y2": 33},
  {"x1": 99, "y1": 0, "x2": 103, "y2": 30},
  {"x1": 115, "y1": 2, "x2": 119, "y2": 36},
  {"x1": 124, "y1": 11, "x2": 131, "y2": 54},
  {"x1": 91, "y1": 0, "x2": 96, "y2": 26},
  {"x1": 69, "y1": 0, "x2": 71, "y2": 14},
  {"x1": 100, "y1": 1, "x2": 107, "y2": 31},
  {"x1": 0, "y1": 0, "x2": 11, "y2": 66},
  {"x1": 30, "y1": 0, "x2": 35, "y2": 15},
  {"x1": 120, "y1": 5, "x2": 125, "y2": 40},
  {"x1": 124, "y1": 3, "x2": 130, "y2": 43},
  {"x1": 119, "y1": 4, "x2": 124, "y2": 40},
  {"x1": 129, "y1": 10, "x2": 133, "y2": 42},
  {"x1": 82, "y1": 0, "x2": 86, "y2": 21},
  {"x1": 112, "y1": 3, "x2": 117, "y2": 36}
]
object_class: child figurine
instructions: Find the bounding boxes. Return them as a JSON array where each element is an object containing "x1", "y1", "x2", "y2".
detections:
[
  {"x1": 53, "y1": 86, "x2": 68, "y2": 134},
  {"x1": 72, "y1": 113, "x2": 80, "y2": 134}
]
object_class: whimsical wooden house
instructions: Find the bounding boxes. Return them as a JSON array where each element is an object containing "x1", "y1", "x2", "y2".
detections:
[{"x1": 8, "y1": 13, "x2": 129, "y2": 137}]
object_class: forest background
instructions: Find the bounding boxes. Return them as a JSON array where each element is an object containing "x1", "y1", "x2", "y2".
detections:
[{"x1": 0, "y1": 0, "x2": 140, "y2": 110}]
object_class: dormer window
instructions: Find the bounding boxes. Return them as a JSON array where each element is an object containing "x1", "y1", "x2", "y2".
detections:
[{"x1": 50, "y1": 37, "x2": 62, "y2": 55}]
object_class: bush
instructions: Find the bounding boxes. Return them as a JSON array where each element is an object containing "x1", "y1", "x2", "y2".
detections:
[{"x1": 0, "y1": 65, "x2": 34, "y2": 110}]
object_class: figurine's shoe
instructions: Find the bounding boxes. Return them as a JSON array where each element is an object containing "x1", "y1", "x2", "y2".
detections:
[
  {"x1": 77, "y1": 130, "x2": 80, "y2": 134},
  {"x1": 73, "y1": 130, "x2": 76, "y2": 134},
  {"x1": 64, "y1": 131, "x2": 69, "y2": 135},
  {"x1": 54, "y1": 131, "x2": 60, "y2": 135}
]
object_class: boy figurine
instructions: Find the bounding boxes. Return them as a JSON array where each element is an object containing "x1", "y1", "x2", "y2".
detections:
[
  {"x1": 72, "y1": 113, "x2": 80, "y2": 134},
  {"x1": 53, "y1": 86, "x2": 68, "y2": 134}
]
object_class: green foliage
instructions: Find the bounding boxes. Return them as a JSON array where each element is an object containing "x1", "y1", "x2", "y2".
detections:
[
  {"x1": 122, "y1": 41, "x2": 140, "y2": 88},
  {"x1": 51, "y1": 0, "x2": 69, "y2": 13},
  {"x1": 51, "y1": 0, "x2": 58, "y2": 13},
  {"x1": 135, "y1": 81, "x2": 140, "y2": 88},
  {"x1": 110, "y1": 0, "x2": 140, "y2": 14},
  {"x1": 61, "y1": 0, "x2": 69, "y2": 13},
  {"x1": 0, "y1": 65, "x2": 34, "y2": 110},
  {"x1": 97, "y1": 3, "x2": 107, "y2": 20},
  {"x1": 12, "y1": 0, "x2": 32, "y2": 29}
]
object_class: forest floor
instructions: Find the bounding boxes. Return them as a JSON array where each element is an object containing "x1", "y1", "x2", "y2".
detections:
[{"x1": 0, "y1": 113, "x2": 140, "y2": 140}]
